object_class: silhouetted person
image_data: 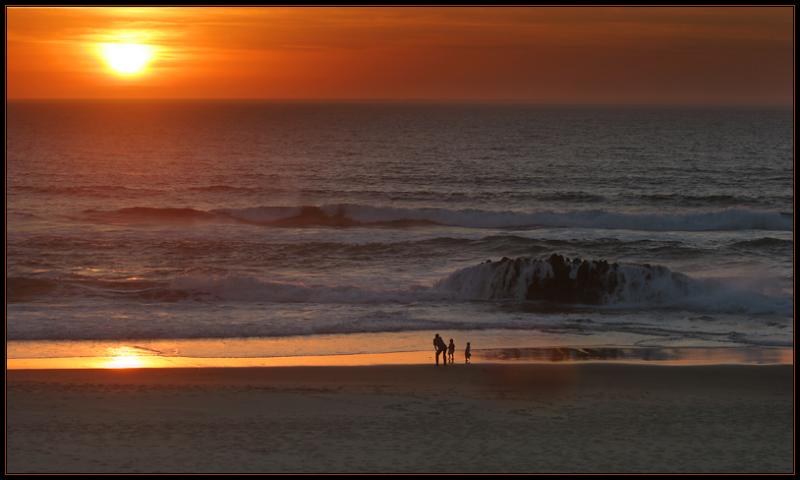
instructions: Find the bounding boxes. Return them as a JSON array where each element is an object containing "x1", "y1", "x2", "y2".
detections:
[
  {"x1": 433, "y1": 334, "x2": 447, "y2": 366},
  {"x1": 448, "y1": 339, "x2": 455, "y2": 364},
  {"x1": 439, "y1": 336, "x2": 448, "y2": 366},
  {"x1": 465, "y1": 342, "x2": 472, "y2": 364}
]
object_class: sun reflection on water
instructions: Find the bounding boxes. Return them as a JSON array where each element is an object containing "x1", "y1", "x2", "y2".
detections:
[{"x1": 102, "y1": 346, "x2": 156, "y2": 369}]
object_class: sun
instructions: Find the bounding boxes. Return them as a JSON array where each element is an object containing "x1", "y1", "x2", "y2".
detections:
[{"x1": 99, "y1": 43, "x2": 155, "y2": 75}]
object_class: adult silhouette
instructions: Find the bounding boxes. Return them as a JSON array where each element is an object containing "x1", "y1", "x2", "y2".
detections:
[{"x1": 433, "y1": 333, "x2": 447, "y2": 366}]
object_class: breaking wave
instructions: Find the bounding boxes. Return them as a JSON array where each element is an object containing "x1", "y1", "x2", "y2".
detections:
[
  {"x1": 82, "y1": 204, "x2": 792, "y2": 231},
  {"x1": 10, "y1": 255, "x2": 790, "y2": 315},
  {"x1": 729, "y1": 237, "x2": 794, "y2": 250},
  {"x1": 435, "y1": 254, "x2": 790, "y2": 314}
]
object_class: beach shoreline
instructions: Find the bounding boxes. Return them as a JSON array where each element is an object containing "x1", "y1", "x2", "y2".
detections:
[
  {"x1": 7, "y1": 363, "x2": 793, "y2": 473},
  {"x1": 8, "y1": 335, "x2": 793, "y2": 369}
]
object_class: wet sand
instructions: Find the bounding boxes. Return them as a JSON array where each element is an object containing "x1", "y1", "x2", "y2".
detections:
[{"x1": 6, "y1": 364, "x2": 793, "y2": 473}]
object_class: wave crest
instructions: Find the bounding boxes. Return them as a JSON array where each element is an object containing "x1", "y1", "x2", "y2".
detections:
[
  {"x1": 82, "y1": 204, "x2": 792, "y2": 231},
  {"x1": 435, "y1": 254, "x2": 789, "y2": 314},
  {"x1": 11, "y1": 255, "x2": 789, "y2": 315},
  {"x1": 435, "y1": 254, "x2": 691, "y2": 304}
]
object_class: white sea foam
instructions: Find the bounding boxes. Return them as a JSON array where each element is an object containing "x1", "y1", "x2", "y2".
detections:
[{"x1": 434, "y1": 256, "x2": 791, "y2": 315}]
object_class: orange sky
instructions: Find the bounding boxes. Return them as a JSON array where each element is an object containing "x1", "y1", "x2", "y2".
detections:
[{"x1": 6, "y1": 6, "x2": 794, "y2": 105}]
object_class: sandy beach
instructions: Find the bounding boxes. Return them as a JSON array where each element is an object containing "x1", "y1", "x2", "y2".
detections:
[{"x1": 6, "y1": 363, "x2": 793, "y2": 473}]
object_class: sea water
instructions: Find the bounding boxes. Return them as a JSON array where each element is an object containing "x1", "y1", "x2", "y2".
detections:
[{"x1": 6, "y1": 102, "x2": 794, "y2": 360}]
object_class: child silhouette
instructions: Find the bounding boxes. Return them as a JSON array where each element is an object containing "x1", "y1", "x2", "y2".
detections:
[{"x1": 448, "y1": 338, "x2": 455, "y2": 364}]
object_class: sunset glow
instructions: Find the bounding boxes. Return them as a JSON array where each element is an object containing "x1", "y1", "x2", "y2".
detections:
[{"x1": 6, "y1": 6, "x2": 793, "y2": 104}]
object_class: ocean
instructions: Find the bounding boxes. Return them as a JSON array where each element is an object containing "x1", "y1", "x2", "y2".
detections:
[{"x1": 6, "y1": 101, "x2": 794, "y2": 361}]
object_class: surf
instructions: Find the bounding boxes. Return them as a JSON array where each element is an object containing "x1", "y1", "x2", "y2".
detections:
[{"x1": 81, "y1": 204, "x2": 793, "y2": 231}]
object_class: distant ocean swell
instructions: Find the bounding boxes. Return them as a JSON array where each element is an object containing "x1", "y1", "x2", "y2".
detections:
[
  {"x1": 81, "y1": 204, "x2": 793, "y2": 231},
  {"x1": 10, "y1": 234, "x2": 793, "y2": 255},
  {"x1": 10, "y1": 254, "x2": 790, "y2": 315},
  {"x1": 9, "y1": 236, "x2": 791, "y2": 276},
  {"x1": 14, "y1": 184, "x2": 792, "y2": 208}
]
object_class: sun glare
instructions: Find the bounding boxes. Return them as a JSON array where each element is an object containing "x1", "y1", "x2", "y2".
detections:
[
  {"x1": 105, "y1": 355, "x2": 145, "y2": 369},
  {"x1": 99, "y1": 43, "x2": 155, "y2": 75},
  {"x1": 103, "y1": 346, "x2": 152, "y2": 369}
]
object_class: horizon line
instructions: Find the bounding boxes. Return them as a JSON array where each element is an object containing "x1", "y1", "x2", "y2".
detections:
[{"x1": 6, "y1": 98, "x2": 792, "y2": 108}]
